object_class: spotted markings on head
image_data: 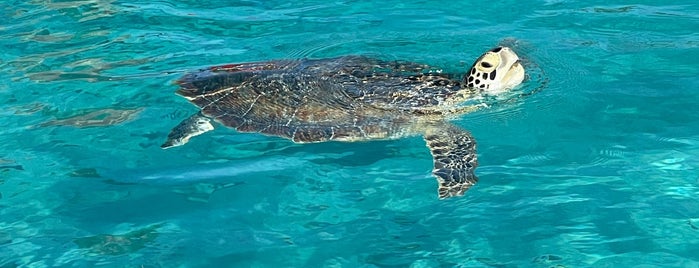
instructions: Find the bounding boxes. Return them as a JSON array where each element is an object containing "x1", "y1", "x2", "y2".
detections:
[{"x1": 466, "y1": 66, "x2": 499, "y2": 89}]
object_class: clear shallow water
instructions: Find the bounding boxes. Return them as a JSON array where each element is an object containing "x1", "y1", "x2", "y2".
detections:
[{"x1": 2, "y1": 0, "x2": 699, "y2": 267}]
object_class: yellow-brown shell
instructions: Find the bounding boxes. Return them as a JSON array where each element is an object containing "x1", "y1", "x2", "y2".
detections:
[{"x1": 176, "y1": 56, "x2": 464, "y2": 142}]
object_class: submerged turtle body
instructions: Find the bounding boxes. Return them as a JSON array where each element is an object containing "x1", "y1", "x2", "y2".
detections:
[{"x1": 163, "y1": 47, "x2": 525, "y2": 199}]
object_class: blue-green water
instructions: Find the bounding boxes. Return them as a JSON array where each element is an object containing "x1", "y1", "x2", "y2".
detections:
[{"x1": 2, "y1": 1, "x2": 699, "y2": 267}]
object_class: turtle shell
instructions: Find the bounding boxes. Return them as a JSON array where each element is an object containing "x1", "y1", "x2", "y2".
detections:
[{"x1": 176, "y1": 57, "x2": 455, "y2": 142}]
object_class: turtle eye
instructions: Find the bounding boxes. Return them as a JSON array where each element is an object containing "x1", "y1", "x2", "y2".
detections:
[{"x1": 480, "y1": 62, "x2": 493, "y2": 68}]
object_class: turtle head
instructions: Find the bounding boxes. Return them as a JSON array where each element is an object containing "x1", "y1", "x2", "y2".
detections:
[{"x1": 464, "y1": 46, "x2": 525, "y2": 94}]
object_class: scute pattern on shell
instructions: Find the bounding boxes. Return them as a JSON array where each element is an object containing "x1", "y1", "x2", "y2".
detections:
[{"x1": 176, "y1": 56, "x2": 462, "y2": 142}]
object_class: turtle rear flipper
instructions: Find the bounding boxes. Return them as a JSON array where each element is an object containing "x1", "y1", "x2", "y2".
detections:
[
  {"x1": 424, "y1": 123, "x2": 478, "y2": 199},
  {"x1": 161, "y1": 113, "x2": 214, "y2": 149}
]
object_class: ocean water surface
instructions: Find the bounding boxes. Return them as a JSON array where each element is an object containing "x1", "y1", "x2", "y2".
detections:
[{"x1": 2, "y1": 0, "x2": 699, "y2": 267}]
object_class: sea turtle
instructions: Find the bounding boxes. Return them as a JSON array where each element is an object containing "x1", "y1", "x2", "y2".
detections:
[{"x1": 162, "y1": 46, "x2": 525, "y2": 199}]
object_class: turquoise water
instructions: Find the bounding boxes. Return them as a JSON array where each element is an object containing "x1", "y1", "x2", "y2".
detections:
[{"x1": 2, "y1": 0, "x2": 699, "y2": 267}]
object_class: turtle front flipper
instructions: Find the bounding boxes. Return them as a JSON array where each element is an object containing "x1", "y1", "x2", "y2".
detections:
[
  {"x1": 423, "y1": 122, "x2": 478, "y2": 199},
  {"x1": 161, "y1": 113, "x2": 214, "y2": 149}
]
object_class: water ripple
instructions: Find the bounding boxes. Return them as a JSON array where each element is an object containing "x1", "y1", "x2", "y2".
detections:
[{"x1": 2, "y1": 0, "x2": 699, "y2": 267}]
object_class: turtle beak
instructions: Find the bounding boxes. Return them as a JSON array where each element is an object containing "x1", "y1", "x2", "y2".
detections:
[{"x1": 501, "y1": 60, "x2": 525, "y2": 90}]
